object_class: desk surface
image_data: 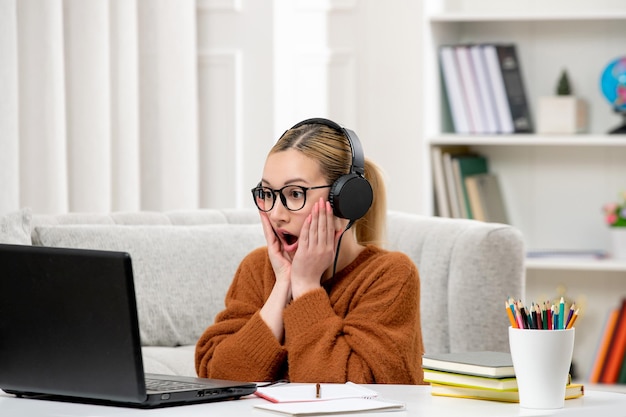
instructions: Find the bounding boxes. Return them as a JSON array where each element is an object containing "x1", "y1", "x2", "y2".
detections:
[{"x1": 1, "y1": 385, "x2": 625, "y2": 417}]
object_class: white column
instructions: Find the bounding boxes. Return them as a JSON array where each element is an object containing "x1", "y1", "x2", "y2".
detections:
[
  {"x1": 110, "y1": 0, "x2": 141, "y2": 211},
  {"x1": 17, "y1": 0, "x2": 68, "y2": 214},
  {"x1": 0, "y1": 0, "x2": 19, "y2": 212},
  {"x1": 63, "y1": 0, "x2": 112, "y2": 212},
  {"x1": 138, "y1": 0, "x2": 199, "y2": 210}
]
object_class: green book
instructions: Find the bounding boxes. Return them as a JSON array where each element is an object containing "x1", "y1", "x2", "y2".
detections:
[
  {"x1": 422, "y1": 351, "x2": 515, "y2": 378},
  {"x1": 451, "y1": 154, "x2": 488, "y2": 219}
]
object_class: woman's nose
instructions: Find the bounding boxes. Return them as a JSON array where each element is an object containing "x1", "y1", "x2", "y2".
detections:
[{"x1": 269, "y1": 197, "x2": 290, "y2": 221}]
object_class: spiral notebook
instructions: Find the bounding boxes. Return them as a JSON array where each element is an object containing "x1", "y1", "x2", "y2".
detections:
[{"x1": 254, "y1": 383, "x2": 404, "y2": 416}]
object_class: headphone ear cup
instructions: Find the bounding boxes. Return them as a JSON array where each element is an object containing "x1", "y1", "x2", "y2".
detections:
[{"x1": 329, "y1": 174, "x2": 373, "y2": 221}]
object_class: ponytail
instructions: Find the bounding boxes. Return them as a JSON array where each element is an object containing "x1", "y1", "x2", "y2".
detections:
[{"x1": 354, "y1": 158, "x2": 386, "y2": 246}]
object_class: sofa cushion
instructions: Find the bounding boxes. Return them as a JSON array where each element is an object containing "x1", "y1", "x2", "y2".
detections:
[
  {"x1": 0, "y1": 208, "x2": 32, "y2": 245},
  {"x1": 32, "y1": 224, "x2": 265, "y2": 347}
]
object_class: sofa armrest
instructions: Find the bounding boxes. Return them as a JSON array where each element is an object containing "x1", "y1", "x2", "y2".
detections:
[{"x1": 386, "y1": 212, "x2": 525, "y2": 354}]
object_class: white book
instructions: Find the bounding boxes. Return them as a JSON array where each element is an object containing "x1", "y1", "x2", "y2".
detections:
[
  {"x1": 482, "y1": 44, "x2": 514, "y2": 134},
  {"x1": 439, "y1": 46, "x2": 471, "y2": 134},
  {"x1": 452, "y1": 158, "x2": 469, "y2": 218},
  {"x1": 455, "y1": 45, "x2": 485, "y2": 133},
  {"x1": 443, "y1": 152, "x2": 462, "y2": 218},
  {"x1": 431, "y1": 146, "x2": 450, "y2": 218},
  {"x1": 470, "y1": 44, "x2": 499, "y2": 133}
]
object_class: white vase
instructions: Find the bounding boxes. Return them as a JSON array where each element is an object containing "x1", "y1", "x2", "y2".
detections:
[{"x1": 610, "y1": 228, "x2": 626, "y2": 259}]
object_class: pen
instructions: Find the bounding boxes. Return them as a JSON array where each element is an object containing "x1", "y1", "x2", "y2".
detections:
[{"x1": 316, "y1": 383, "x2": 321, "y2": 399}]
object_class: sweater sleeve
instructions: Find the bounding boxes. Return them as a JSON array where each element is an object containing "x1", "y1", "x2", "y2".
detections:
[
  {"x1": 195, "y1": 249, "x2": 287, "y2": 381},
  {"x1": 282, "y1": 252, "x2": 423, "y2": 384}
]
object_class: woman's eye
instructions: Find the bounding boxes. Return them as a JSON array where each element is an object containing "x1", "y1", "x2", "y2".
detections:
[{"x1": 288, "y1": 188, "x2": 305, "y2": 200}]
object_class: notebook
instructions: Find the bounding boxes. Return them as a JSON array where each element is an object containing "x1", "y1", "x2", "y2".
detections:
[{"x1": 0, "y1": 243, "x2": 257, "y2": 408}]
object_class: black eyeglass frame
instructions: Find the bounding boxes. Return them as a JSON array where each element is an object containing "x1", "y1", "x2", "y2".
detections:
[{"x1": 251, "y1": 184, "x2": 332, "y2": 212}]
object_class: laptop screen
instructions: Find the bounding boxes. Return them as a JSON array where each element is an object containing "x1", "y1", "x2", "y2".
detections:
[{"x1": 0, "y1": 244, "x2": 147, "y2": 403}]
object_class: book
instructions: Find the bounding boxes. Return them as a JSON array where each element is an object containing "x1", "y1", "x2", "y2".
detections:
[
  {"x1": 455, "y1": 45, "x2": 485, "y2": 133},
  {"x1": 600, "y1": 298, "x2": 626, "y2": 383},
  {"x1": 443, "y1": 151, "x2": 462, "y2": 218},
  {"x1": 482, "y1": 44, "x2": 514, "y2": 134},
  {"x1": 464, "y1": 173, "x2": 509, "y2": 224},
  {"x1": 431, "y1": 146, "x2": 449, "y2": 217},
  {"x1": 589, "y1": 307, "x2": 620, "y2": 382},
  {"x1": 254, "y1": 398, "x2": 406, "y2": 416},
  {"x1": 255, "y1": 382, "x2": 379, "y2": 403},
  {"x1": 253, "y1": 383, "x2": 405, "y2": 416},
  {"x1": 422, "y1": 351, "x2": 515, "y2": 378},
  {"x1": 424, "y1": 369, "x2": 518, "y2": 390},
  {"x1": 439, "y1": 45, "x2": 471, "y2": 134},
  {"x1": 470, "y1": 44, "x2": 499, "y2": 133},
  {"x1": 451, "y1": 154, "x2": 488, "y2": 219},
  {"x1": 619, "y1": 343, "x2": 626, "y2": 383},
  {"x1": 484, "y1": 44, "x2": 532, "y2": 133},
  {"x1": 431, "y1": 145, "x2": 469, "y2": 218},
  {"x1": 430, "y1": 382, "x2": 585, "y2": 403}
]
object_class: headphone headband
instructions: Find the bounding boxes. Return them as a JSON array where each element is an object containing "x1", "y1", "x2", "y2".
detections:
[{"x1": 289, "y1": 118, "x2": 365, "y2": 177}]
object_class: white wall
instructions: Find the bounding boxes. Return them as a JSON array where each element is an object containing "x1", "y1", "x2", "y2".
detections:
[
  {"x1": 201, "y1": 0, "x2": 425, "y2": 213},
  {"x1": 2, "y1": 1, "x2": 425, "y2": 215}
]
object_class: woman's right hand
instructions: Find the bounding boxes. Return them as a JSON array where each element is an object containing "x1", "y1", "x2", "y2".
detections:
[
  {"x1": 259, "y1": 211, "x2": 292, "y2": 341},
  {"x1": 259, "y1": 211, "x2": 292, "y2": 285}
]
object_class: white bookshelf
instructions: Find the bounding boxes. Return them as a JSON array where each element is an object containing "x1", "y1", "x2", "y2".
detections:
[{"x1": 421, "y1": 0, "x2": 626, "y2": 381}]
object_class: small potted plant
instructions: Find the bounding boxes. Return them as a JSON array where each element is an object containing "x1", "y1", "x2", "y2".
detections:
[
  {"x1": 603, "y1": 191, "x2": 626, "y2": 259},
  {"x1": 536, "y1": 69, "x2": 588, "y2": 134}
]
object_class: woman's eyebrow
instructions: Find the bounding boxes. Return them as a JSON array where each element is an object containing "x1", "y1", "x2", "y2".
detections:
[{"x1": 261, "y1": 178, "x2": 311, "y2": 187}]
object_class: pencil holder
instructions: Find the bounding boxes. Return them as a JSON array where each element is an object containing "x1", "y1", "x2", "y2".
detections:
[{"x1": 508, "y1": 327, "x2": 575, "y2": 409}]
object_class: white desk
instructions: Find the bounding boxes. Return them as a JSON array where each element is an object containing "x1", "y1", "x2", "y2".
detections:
[{"x1": 1, "y1": 385, "x2": 625, "y2": 417}]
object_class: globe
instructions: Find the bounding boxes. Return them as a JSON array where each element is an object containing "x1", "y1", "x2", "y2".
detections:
[{"x1": 600, "y1": 56, "x2": 626, "y2": 133}]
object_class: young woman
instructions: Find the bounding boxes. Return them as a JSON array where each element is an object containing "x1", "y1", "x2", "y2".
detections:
[{"x1": 195, "y1": 118, "x2": 424, "y2": 384}]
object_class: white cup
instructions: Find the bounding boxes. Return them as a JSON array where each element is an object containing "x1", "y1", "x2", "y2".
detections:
[{"x1": 508, "y1": 327, "x2": 575, "y2": 409}]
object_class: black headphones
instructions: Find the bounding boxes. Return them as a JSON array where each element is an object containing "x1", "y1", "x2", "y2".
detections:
[{"x1": 288, "y1": 117, "x2": 373, "y2": 221}]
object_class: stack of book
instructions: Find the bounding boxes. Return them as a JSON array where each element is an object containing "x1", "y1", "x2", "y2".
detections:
[
  {"x1": 431, "y1": 147, "x2": 508, "y2": 222},
  {"x1": 588, "y1": 298, "x2": 626, "y2": 384},
  {"x1": 422, "y1": 351, "x2": 584, "y2": 402},
  {"x1": 439, "y1": 43, "x2": 532, "y2": 134}
]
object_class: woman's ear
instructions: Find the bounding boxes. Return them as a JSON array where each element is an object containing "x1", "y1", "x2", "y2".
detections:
[{"x1": 334, "y1": 216, "x2": 350, "y2": 232}]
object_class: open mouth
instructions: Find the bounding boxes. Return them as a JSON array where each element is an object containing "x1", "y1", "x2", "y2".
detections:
[{"x1": 282, "y1": 232, "x2": 298, "y2": 246}]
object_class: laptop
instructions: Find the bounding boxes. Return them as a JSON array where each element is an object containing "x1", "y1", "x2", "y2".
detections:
[{"x1": 0, "y1": 243, "x2": 257, "y2": 408}]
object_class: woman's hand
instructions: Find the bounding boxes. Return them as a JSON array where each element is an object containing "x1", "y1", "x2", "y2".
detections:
[
  {"x1": 259, "y1": 211, "x2": 293, "y2": 282},
  {"x1": 259, "y1": 211, "x2": 292, "y2": 341},
  {"x1": 290, "y1": 198, "x2": 336, "y2": 299}
]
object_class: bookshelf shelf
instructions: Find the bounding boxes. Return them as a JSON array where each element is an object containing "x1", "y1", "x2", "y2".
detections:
[
  {"x1": 421, "y1": 0, "x2": 626, "y2": 380},
  {"x1": 429, "y1": 134, "x2": 626, "y2": 147},
  {"x1": 429, "y1": 12, "x2": 626, "y2": 23}
]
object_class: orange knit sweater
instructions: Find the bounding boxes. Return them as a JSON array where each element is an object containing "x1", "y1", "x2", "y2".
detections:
[{"x1": 195, "y1": 245, "x2": 424, "y2": 384}]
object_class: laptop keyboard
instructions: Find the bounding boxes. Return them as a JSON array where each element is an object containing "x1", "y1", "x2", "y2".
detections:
[{"x1": 145, "y1": 378, "x2": 211, "y2": 392}]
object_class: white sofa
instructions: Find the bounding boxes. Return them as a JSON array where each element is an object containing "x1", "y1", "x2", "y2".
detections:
[{"x1": 0, "y1": 208, "x2": 525, "y2": 378}]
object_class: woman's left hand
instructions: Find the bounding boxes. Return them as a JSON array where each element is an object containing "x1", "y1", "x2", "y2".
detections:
[{"x1": 290, "y1": 198, "x2": 337, "y2": 298}]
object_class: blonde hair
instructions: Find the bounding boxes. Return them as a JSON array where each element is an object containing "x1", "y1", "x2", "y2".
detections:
[{"x1": 270, "y1": 122, "x2": 387, "y2": 246}]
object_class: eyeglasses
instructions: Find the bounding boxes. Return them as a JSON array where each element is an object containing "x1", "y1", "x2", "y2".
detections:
[{"x1": 251, "y1": 184, "x2": 332, "y2": 212}]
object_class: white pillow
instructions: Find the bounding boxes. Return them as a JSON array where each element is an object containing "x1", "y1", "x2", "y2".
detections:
[
  {"x1": 0, "y1": 208, "x2": 31, "y2": 245},
  {"x1": 32, "y1": 224, "x2": 265, "y2": 347}
]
